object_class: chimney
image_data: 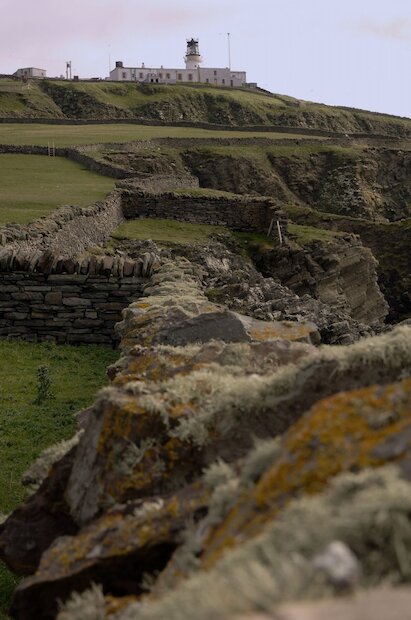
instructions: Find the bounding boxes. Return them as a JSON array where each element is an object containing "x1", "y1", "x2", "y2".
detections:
[{"x1": 116, "y1": 61, "x2": 124, "y2": 68}]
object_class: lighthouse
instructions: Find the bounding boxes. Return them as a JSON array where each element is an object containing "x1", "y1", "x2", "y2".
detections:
[{"x1": 185, "y1": 38, "x2": 203, "y2": 70}]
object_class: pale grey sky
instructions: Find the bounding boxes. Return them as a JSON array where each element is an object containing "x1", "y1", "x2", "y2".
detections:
[{"x1": 1, "y1": 0, "x2": 410, "y2": 117}]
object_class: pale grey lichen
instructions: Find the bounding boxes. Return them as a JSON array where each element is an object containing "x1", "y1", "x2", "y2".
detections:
[
  {"x1": 115, "y1": 466, "x2": 411, "y2": 620},
  {"x1": 203, "y1": 459, "x2": 236, "y2": 491},
  {"x1": 112, "y1": 438, "x2": 156, "y2": 476},
  {"x1": 240, "y1": 437, "x2": 282, "y2": 487},
  {"x1": 22, "y1": 432, "x2": 82, "y2": 495},
  {"x1": 57, "y1": 583, "x2": 105, "y2": 620}
]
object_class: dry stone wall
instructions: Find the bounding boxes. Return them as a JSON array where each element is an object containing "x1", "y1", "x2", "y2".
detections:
[
  {"x1": 121, "y1": 190, "x2": 288, "y2": 235},
  {"x1": 0, "y1": 252, "x2": 158, "y2": 345},
  {"x1": 0, "y1": 144, "x2": 134, "y2": 179},
  {"x1": 0, "y1": 158, "x2": 289, "y2": 344},
  {"x1": 0, "y1": 191, "x2": 124, "y2": 258}
]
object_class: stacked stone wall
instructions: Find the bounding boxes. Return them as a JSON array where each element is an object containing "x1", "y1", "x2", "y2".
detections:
[
  {"x1": 0, "y1": 252, "x2": 158, "y2": 345},
  {"x1": 116, "y1": 173, "x2": 199, "y2": 193},
  {"x1": 121, "y1": 191, "x2": 288, "y2": 236},
  {"x1": 0, "y1": 191, "x2": 124, "y2": 258},
  {"x1": 0, "y1": 144, "x2": 134, "y2": 179},
  {"x1": 0, "y1": 159, "x2": 289, "y2": 344},
  {"x1": 0, "y1": 272, "x2": 144, "y2": 345},
  {"x1": 0, "y1": 117, "x2": 406, "y2": 140}
]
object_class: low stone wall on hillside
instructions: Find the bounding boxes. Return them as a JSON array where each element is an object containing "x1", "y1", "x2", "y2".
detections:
[
  {"x1": 116, "y1": 173, "x2": 199, "y2": 193},
  {"x1": 0, "y1": 161, "x2": 290, "y2": 344},
  {"x1": 0, "y1": 144, "x2": 134, "y2": 179},
  {"x1": 121, "y1": 190, "x2": 288, "y2": 236},
  {"x1": 0, "y1": 252, "x2": 158, "y2": 345},
  {"x1": 0, "y1": 191, "x2": 124, "y2": 258},
  {"x1": 0, "y1": 117, "x2": 406, "y2": 140},
  {"x1": 0, "y1": 144, "x2": 202, "y2": 186}
]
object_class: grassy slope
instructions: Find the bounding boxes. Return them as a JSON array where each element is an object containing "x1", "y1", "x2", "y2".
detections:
[
  {"x1": 0, "y1": 79, "x2": 63, "y2": 118},
  {"x1": 0, "y1": 154, "x2": 114, "y2": 224},
  {"x1": 0, "y1": 123, "x2": 317, "y2": 146},
  {"x1": 0, "y1": 79, "x2": 409, "y2": 136},
  {"x1": 0, "y1": 341, "x2": 118, "y2": 619}
]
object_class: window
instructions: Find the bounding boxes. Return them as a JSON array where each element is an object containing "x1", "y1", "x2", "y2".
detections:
[
  {"x1": 230, "y1": 80, "x2": 233, "y2": 87},
  {"x1": 178, "y1": 73, "x2": 182, "y2": 80},
  {"x1": 206, "y1": 78, "x2": 209, "y2": 83},
  {"x1": 122, "y1": 72, "x2": 126, "y2": 79},
  {"x1": 139, "y1": 72, "x2": 144, "y2": 78},
  {"x1": 159, "y1": 73, "x2": 163, "y2": 79},
  {"x1": 222, "y1": 78, "x2": 225, "y2": 85},
  {"x1": 188, "y1": 73, "x2": 193, "y2": 81},
  {"x1": 214, "y1": 70, "x2": 217, "y2": 76},
  {"x1": 166, "y1": 73, "x2": 170, "y2": 79}
]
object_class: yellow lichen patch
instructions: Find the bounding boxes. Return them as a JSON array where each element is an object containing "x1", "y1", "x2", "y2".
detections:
[
  {"x1": 247, "y1": 321, "x2": 316, "y2": 343},
  {"x1": 28, "y1": 484, "x2": 210, "y2": 588},
  {"x1": 96, "y1": 398, "x2": 149, "y2": 457},
  {"x1": 201, "y1": 377, "x2": 411, "y2": 569},
  {"x1": 113, "y1": 352, "x2": 204, "y2": 387}
]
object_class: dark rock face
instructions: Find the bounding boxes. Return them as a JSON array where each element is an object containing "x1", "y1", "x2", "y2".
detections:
[
  {"x1": 253, "y1": 237, "x2": 388, "y2": 326},
  {"x1": 153, "y1": 310, "x2": 252, "y2": 345},
  {"x1": 0, "y1": 450, "x2": 78, "y2": 575},
  {"x1": 171, "y1": 237, "x2": 384, "y2": 345}
]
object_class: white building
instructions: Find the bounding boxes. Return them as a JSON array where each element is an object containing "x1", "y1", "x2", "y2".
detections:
[
  {"x1": 109, "y1": 39, "x2": 247, "y2": 87},
  {"x1": 14, "y1": 67, "x2": 47, "y2": 79}
]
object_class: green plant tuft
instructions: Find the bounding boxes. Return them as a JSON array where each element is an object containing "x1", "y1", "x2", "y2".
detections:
[{"x1": 34, "y1": 365, "x2": 54, "y2": 405}]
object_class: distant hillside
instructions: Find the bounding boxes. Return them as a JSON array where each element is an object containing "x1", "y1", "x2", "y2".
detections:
[{"x1": 0, "y1": 77, "x2": 410, "y2": 137}]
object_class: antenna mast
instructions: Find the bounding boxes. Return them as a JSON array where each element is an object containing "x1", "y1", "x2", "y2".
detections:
[{"x1": 227, "y1": 33, "x2": 231, "y2": 70}]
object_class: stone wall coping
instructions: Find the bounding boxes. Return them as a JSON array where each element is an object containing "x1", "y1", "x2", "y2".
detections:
[{"x1": 0, "y1": 248, "x2": 159, "y2": 278}]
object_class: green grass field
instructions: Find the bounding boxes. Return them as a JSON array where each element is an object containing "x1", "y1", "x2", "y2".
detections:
[
  {"x1": 0, "y1": 340, "x2": 118, "y2": 618},
  {"x1": 111, "y1": 218, "x2": 278, "y2": 251},
  {"x1": 0, "y1": 154, "x2": 114, "y2": 225},
  {"x1": 111, "y1": 217, "x2": 227, "y2": 245},
  {"x1": 0, "y1": 123, "x2": 320, "y2": 147}
]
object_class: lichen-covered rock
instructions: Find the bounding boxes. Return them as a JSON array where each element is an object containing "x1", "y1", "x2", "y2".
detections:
[
  {"x1": 55, "y1": 466, "x2": 411, "y2": 620},
  {"x1": 22, "y1": 433, "x2": 82, "y2": 495},
  {"x1": 196, "y1": 375, "x2": 411, "y2": 570},
  {"x1": 66, "y1": 327, "x2": 411, "y2": 527},
  {"x1": 2, "y1": 246, "x2": 410, "y2": 620},
  {"x1": 116, "y1": 258, "x2": 319, "y2": 350},
  {"x1": 10, "y1": 483, "x2": 209, "y2": 620}
]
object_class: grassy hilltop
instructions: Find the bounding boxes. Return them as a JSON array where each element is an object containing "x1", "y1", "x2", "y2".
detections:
[{"x1": 0, "y1": 77, "x2": 410, "y2": 136}]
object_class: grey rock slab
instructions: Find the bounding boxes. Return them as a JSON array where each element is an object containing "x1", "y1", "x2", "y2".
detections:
[{"x1": 153, "y1": 310, "x2": 251, "y2": 346}]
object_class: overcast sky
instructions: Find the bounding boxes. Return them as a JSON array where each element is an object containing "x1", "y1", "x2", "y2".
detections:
[{"x1": 1, "y1": 0, "x2": 410, "y2": 117}]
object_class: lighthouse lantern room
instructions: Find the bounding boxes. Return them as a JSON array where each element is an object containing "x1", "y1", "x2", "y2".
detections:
[{"x1": 185, "y1": 38, "x2": 203, "y2": 70}]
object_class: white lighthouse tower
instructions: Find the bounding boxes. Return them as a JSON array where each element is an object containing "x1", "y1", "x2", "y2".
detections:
[{"x1": 185, "y1": 38, "x2": 203, "y2": 70}]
